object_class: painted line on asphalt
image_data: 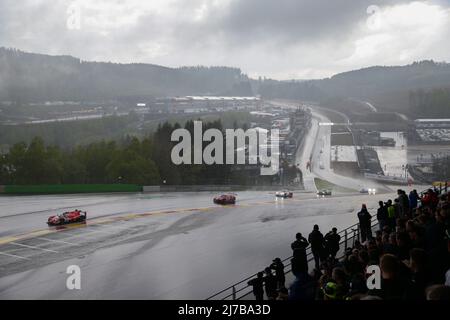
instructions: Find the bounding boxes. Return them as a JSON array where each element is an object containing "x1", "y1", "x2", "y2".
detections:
[
  {"x1": 36, "y1": 237, "x2": 79, "y2": 246},
  {"x1": 94, "y1": 224, "x2": 133, "y2": 231},
  {"x1": 0, "y1": 197, "x2": 307, "y2": 246},
  {"x1": 0, "y1": 251, "x2": 30, "y2": 260},
  {"x1": 10, "y1": 242, "x2": 59, "y2": 253}
]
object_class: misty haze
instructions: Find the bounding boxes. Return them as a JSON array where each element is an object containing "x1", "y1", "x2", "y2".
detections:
[{"x1": 0, "y1": 0, "x2": 449, "y2": 309}]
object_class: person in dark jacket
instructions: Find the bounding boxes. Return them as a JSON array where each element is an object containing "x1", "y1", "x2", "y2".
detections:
[
  {"x1": 405, "y1": 248, "x2": 428, "y2": 300},
  {"x1": 397, "y1": 189, "x2": 410, "y2": 219},
  {"x1": 377, "y1": 201, "x2": 388, "y2": 231},
  {"x1": 263, "y1": 267, "x2": 278, "y2": 300},
  {"x1": 368, "y1": 254, "x2": 408, "y2": 300},
  {"x1": 357, "y1": 204, "x2": 372, "y2": 243},
  {"x1": 291, "y1": 233, "x2": 309, "y2": 275},
  {"x1": 270, "y1": 258, "x2": 285, "y2": 289},
  {"x1": 247, "y1": 272, "x2": 265, "y2": 300},
  {"x1": 409, "y1": 190, "x2": 419, "y2": 211},
  {"x1": 324, "y1": 227, "x2": 341, "y2": 259},
  {"x1": 288, "y1": 271, "x2": 316, "y2": 300},
  {"x1": 386, "y1": 199, "x2": 396, "y2": 229},
  {"x1": 308, "y1": 225, "x2": 324, "y2": 270}
]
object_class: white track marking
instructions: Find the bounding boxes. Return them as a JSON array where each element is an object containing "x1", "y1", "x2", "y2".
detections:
[
  {"x1": 36, "y1": 237, "x2": 79, "y2": 246},
  {"x1": 85, "y1": 226, "x2": 117, "y2": 235},
  {"x1": 10, "y1": 242, "x2": 58, "y2": 253},
  {"x1": 0, "y1": 251, "x2": 30, "y2": 260},
  {"x1": 95, "y1": 224, "x2": 131, "y2": 231}
]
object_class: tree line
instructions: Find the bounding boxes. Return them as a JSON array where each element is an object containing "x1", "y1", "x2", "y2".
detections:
[
  {"x1": 0, "y1": 120, "x2": 284, "y2": 186},
  {"x1": 409, "y1": 88, "x2": 450, "y2": 118}
]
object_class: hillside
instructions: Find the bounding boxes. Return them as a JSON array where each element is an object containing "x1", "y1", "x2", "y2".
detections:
[{"x1": 0, "y1": 48, "x2": 253, "y2": 102}]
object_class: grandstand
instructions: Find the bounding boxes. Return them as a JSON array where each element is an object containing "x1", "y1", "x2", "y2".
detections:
[
  {"x1": 207, "y1": 184, "x2": 450, "y2": 301},
  {"x1": 413, "y1": 119, "x2": 450, "y2": 143}
]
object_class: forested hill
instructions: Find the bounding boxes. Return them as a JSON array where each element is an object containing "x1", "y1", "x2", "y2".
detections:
[
  {"x1": 321, "y1": 60, "x2": 450, "y2": 97},
  {"x1": 257, "y1": 60, "x2": 450, "y2": 103},
  {"x1": 0, "y1": 48, "x2": 253, "y2": 102}
]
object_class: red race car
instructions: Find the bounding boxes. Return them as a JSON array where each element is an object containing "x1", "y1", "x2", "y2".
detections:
[
  {"x1": 213, "y1": 194, "x2": 236, "y2": 205},
  {"x1": 47, "y1": 210, "x2": 87, "y2": 226}
]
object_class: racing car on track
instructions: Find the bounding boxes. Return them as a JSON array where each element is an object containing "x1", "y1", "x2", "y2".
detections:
[
  {"x1": 317, "y1": 189, "x2": 332, "y2": 197},
  {"x1": 213, "y1": 194, "x2": 236, "y2": 205},
  {"x1": 360, "y1": 187, "x2": 377, "y2": 195},
  {"x1": 47, "y1": 210, "x2": 87, "y2": 226},
  {"x1": 275, "y1": 190, "x2": 293, "y2": 198}
]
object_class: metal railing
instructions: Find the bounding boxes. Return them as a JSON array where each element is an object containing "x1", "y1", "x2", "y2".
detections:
[
  {"x1": 206, "y1": 184, "x2": 448, "y2": 300},
  {"x1": 206, "y1": 218, "x2": 376, "y2": 300}
]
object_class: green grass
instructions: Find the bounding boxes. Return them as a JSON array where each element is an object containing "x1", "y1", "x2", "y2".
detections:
[{"x1": 314, "y1": 178, "x2": 356, "y2": 193}]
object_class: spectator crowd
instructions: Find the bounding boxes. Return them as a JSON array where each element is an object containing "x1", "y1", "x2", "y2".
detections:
[{"x1": 248, "y1": 187, "x2": 450, "y2": 300}]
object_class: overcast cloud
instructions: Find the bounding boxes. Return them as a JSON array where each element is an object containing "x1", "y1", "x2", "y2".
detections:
[{"x1": 1, "y1": 0, "x2": 449, "y2": 79}]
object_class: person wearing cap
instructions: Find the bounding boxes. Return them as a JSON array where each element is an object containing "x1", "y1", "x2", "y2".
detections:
[
  {"x1": 270, "y1": 257, "x2": 286, "y2": 289},
  {"x1": 263, "y1": 267, "x2": 278, "y2": 300}
]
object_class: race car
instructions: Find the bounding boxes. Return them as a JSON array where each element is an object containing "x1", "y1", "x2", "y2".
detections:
[
  {"x1": 275, "y1": 190, "x2": 293, "y2": 198},
  {"x1": 213, "y1": 194, "x2": 236, "y2": 205},
  {"x1": 317, "y1": 189, "x2": 332, "y2": 197},
  {"x1": 47, "y1": 210, "x2": 87, "y2": 226},
  {"x1": 360, "y1": 187, "x2": 377, "y2": 195}
]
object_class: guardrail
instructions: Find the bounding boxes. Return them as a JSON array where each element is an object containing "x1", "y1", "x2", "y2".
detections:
[
  {"x1": 206, "y1": 184, "x2": 448, "y2": 300},
  {"x1": 206, "y1": 217, "x2": 375, "y2": 300}
]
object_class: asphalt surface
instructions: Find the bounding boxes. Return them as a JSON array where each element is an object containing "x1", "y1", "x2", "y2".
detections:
[
  {"x1": 0, "y1": 190, "x2": 393, "y2": 299},
  {"x1": 0, "y1": 102, "x2": 416, "y2": 299}
]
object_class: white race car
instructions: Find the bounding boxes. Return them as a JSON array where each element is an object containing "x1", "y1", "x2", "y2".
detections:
[
  {"x1": 317, "y1": 189, "x2": 332, "y2": 197},
  {"x1": 276, "y1": 190, "x2": 293, "y2": 198},
  {"x1": 360, "y1": 187, "x2": 377, "y2": 195}
]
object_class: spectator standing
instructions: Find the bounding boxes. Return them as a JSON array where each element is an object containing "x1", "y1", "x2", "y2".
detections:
[
  {"x1": 386, "y1": 199, "x2": 396, "y2": 229},
  {"x1": 270, "y1": 258, "x2": 285, "y2": 289},
  {"x1": 324, "y1": 227, "x2": 341, "y2": 259},
  {"x1": 247, "y1": 272, "x2": 265, "y2": 301},
  {"x1": 397, "y1": 189, "x2": 410, "y2": 219},
  {"x1": 393, "y1": 199, "x2": 401, "y2": 228},
  {"x1": 377, "y1": 201, "x2": 388, "y2": 231},
  {"x1": 357, "y1": 204, "x2": 372, "y2": 243},
  {"x1": 309, "y1": 225, "x2": 325, "y2": 270},
  {"x1": 291, "y1": 233, "x2": 309, "y2": 275},
  {"x1": 263, "y1": 267, "x2": 278, "y2": 300},
  {"x1": 409, "y1": 189, "x2": 419, "y2": 211}
]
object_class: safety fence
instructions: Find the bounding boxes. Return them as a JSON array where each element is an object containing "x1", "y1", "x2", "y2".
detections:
[
  {"x1": 206, "y1": 217, "x2": 376, "y2": 300},
  {"x1": 206, "y1": 184, "x2": 448, "y2": 300}
]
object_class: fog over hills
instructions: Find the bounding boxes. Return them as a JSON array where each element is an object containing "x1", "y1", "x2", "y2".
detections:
[
  {"x1": 1, "y1": 47, "x2": 450, "y2": 108},
  {"x1": 0, "y1": 48, "x2": 252, "y2": 102}
]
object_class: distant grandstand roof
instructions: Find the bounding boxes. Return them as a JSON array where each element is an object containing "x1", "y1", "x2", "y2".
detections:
[
  {"x1": 185, "y1": 96, "x2": 260, "y2": 101},
  {"x1": 415, "y1": 119, "x2": 450, "y2": 122}
]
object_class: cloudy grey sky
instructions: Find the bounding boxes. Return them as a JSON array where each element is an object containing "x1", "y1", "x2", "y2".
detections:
[{"x1": 1, "y1": 0, "x2": 450, "y2": 79}]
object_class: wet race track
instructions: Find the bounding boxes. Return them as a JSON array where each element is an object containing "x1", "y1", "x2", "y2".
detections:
[{"x1": 0, "y1": 190, "x2": 393, "y2": 299}]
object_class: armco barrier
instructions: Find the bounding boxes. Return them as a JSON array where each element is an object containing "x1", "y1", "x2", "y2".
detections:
[
  {"x1": 2, "y1": 184, "x2": 142, "y2": 195},
  {"x1": 206, "y1": 217, "x2": 378, "y2": 300},
  {"x1": 206, "y1": 185, "x2": 442, "y2": 300},
  {"x1": 1, "y1": 184, "x2": 303, "y2": 195}
]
